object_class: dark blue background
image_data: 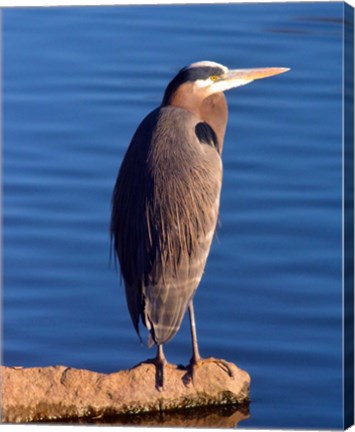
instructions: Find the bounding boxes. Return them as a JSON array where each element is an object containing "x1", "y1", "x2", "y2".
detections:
[{"x1": 2, "y1": 3, "x2": 344, "y2": 428}]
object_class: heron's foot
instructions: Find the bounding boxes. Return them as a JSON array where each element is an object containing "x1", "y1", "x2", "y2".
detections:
[
  {"x1": 188, "y1": 356, "x2": 235, "y2": 383},
  {"x1": 146, "y1": 346, "x2": 168, "y2": 391},
  {"x1": 155, "y1": 356, "x2": 167, "y2": 392}
]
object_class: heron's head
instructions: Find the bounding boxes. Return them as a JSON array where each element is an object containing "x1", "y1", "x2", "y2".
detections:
[{"x1": 162, "y1": 60, "x2": 289, "y2": 106}]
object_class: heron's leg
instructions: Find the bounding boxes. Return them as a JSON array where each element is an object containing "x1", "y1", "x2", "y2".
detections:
[
  {"x1": 188, "y1": 301, "x2": 201, "y2": 364},
  {"x1": 154, "y1": 344, "x2": 167, "y2": 391},
  {"x1": 188, "y1": 300, "x2": 234, "y2": 381}
]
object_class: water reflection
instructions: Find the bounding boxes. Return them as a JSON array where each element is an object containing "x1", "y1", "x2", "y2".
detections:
[{"x1": 59, "y1": 404, "x2": 250, "y2": 427}]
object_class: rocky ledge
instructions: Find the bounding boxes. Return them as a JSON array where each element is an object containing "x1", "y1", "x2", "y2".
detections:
[{"x1": 1, "y1": 358, "x2": 250, "y2": 424}]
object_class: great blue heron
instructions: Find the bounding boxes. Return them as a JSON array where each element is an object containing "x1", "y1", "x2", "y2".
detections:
[{"x1": 111, "y1": 61, "x2": 289, "y2": 388}]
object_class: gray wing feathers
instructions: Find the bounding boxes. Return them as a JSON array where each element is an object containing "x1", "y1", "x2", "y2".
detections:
[{"x1": 111, "y1": 107, "x2": 222, "y2": 345}]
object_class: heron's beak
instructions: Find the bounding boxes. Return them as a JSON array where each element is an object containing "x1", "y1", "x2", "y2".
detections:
[{"x1": 215, "y1": 67, "x2": 290, "y2": 92}]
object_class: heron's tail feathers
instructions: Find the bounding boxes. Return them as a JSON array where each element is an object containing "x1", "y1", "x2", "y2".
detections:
[{"x1": 147, "y1": 333, "x2": 155, "y2": 348}]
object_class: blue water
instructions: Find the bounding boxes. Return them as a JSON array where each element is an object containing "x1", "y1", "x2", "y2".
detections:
[{"x1": 2, "y1": 3, "x2": 345, "y2": 429}]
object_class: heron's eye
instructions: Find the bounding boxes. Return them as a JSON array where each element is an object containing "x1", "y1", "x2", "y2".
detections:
[{"x1": 210, "y1": 75, "x2": 219, "y2": 82}]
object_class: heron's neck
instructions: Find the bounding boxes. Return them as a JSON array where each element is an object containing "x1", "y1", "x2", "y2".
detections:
[
  {"x1": 200, "y1": 93, "x2": 228, "y2": 154},
  {"x1": 168, "y1": 90, "x2": 228, "y2": 154}
]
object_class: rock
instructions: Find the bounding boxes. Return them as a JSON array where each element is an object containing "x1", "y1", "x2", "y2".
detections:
[{"x1": 1, "y1": 358, "x2": 250, "y2": 424}]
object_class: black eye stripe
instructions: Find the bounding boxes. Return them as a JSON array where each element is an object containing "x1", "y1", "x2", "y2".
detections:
[{"x1": 179, "y1": 66, "x2": 225, "y2": 82}]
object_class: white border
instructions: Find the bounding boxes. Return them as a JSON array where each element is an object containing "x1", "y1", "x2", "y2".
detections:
[{"x1": 0, "y1": 1, "x2": 353, "y2": 432}]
